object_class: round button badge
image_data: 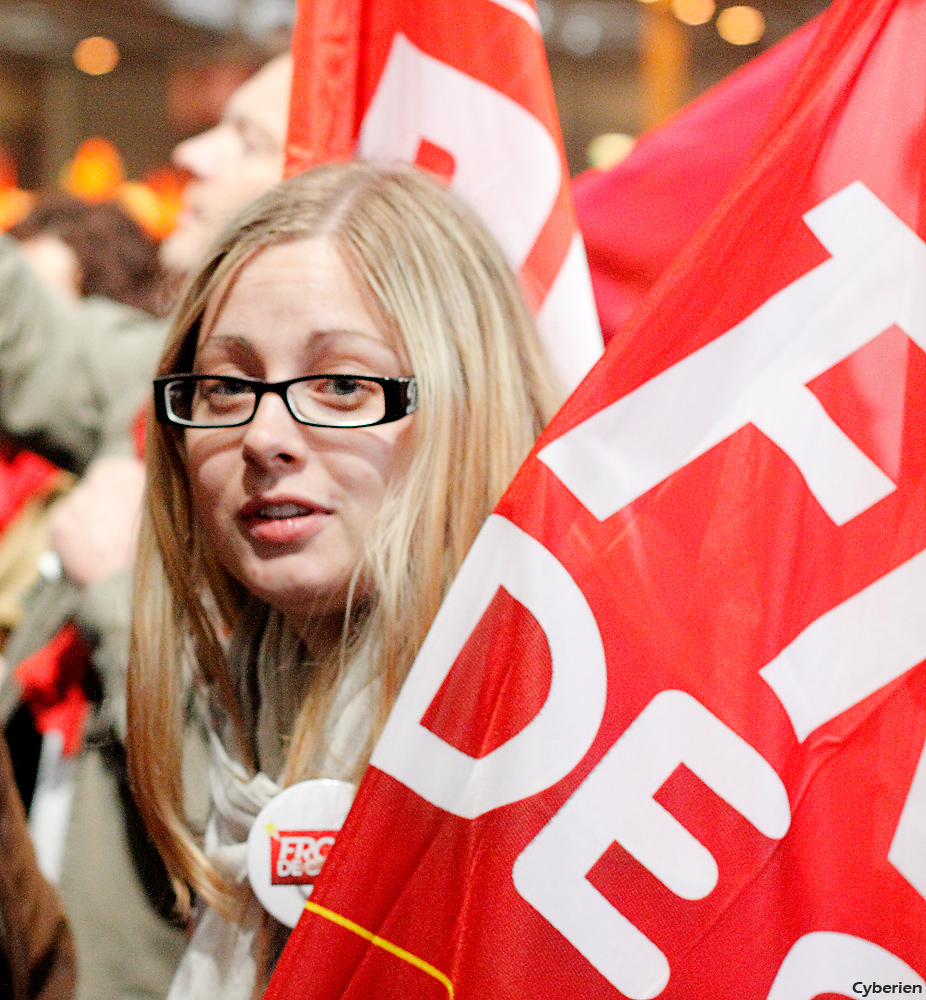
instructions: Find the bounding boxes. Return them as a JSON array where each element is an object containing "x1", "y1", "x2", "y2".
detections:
[{"x1": 246, "y1": 779, "x2": 356, "y2": 927}]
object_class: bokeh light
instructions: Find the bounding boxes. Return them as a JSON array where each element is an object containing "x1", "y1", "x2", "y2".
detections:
[
  {"x1": 561, "y1": 12, "x2": 603, "y2": 57},
  {"x1": 0, "y1": 190, "x2": 34, "y2": 233},
  {"x1": 672, "y1": 0, "x2": 716, "y2": 26},
  {"x1": 73, "y1": 36, "x2": 119, "y2": 76},
  {"x1": 716, "y1": 5, "x2": 765, "y2": 44},
  {"x1": 61, "y1": 138, "x2": 125, "y2": 202},
  {"x1": 587, "y1": 133, "x2": 637, "y2": 170}
]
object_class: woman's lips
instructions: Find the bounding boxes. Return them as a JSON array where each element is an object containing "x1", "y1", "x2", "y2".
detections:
[{"x1": 237, "y1": 497, "x2": 332, "y2": 545}]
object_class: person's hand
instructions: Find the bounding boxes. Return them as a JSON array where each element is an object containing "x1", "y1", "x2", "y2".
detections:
[
  {"x1": 49, "y1": 455, "x2": 145, "y2": 587},
  {"x1": 18, "y1": 233, "x2": 82, "y2": 302}
]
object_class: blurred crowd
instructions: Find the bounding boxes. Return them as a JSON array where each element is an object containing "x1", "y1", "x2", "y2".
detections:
[{"x1": 0, "y1": 52, "x2": 291, "y2": 1000}]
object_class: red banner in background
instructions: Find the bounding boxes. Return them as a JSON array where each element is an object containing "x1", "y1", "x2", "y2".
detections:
[
  {"x1": 285, "y1": 0, "x2": 603, "y2": 392},
  {"x1": 573, "y1": 17, "x2": 818, "y2": 344}
]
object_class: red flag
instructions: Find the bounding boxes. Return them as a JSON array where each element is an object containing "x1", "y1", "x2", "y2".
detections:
[
  {"x1": 0, "y1": 442, "x2": 58, "y2": 533},
  {"x1": 269, "y1": 0, "x2": 926, "y2": 997},
  {"x1": 573, "y1": 18, "x2": 819, "y2": 344},
  {"x1": 14, "y1": 623, "x2": 90, "y2": 758},
  {"x1": 286, "y1": 0, "x2": 602, "y2": 391}
]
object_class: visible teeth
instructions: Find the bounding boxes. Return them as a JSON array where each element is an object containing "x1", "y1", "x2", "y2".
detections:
[{"x1": 260, "y1": 503, "x2": 308, "y2": 519}]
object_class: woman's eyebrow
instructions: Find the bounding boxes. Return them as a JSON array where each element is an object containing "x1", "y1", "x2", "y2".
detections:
[
  {"x1": 306, "y1": 328, "x2": 387, "y2": 346},
  {"x1": 194, "y1": 334, "x2": 261, "y2": 368},
  {"x1": 196, "y1": 329, "x2": 405, "y2": 372},
  {"x1": 304, "y1": 329, "x2": 404, "y2": 362},
  {"x1": 200, "y1": 333, "x2": 254, "y2": 351}
]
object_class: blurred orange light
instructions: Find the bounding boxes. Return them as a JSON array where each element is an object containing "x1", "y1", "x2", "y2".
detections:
[
  {"x1": 0, "y1": 147, "x2": 17, "y2": 191},
  {"x1": 73, "y1": 36, "x2": 119, "y2": 76},
  {"x1": 672, "y1": 0, "x2": 715, "y2": 25},
  {"x1": 118, "y1": 177, "x2": 187, "y2": 241},
  {"x1": 716, "y1": 5, "x2": 765, "y2": 44},
  {"x1": 141, "y1": 166, "x2": 187, "y2": 238},
  {"x1": 0, "y1": 190, "x2": 34, "y2": 233},
  {"x1": 61, "y1": 138, "x2": 125, "y2": 202},
  {"x1": 117, "y1": 183, "x2": 164, "y2": 239}
]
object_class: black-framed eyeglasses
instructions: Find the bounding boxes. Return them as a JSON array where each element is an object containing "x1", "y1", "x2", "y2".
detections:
[{"x1": 153, "y1": 374, "x2": 418, "y2": 429}]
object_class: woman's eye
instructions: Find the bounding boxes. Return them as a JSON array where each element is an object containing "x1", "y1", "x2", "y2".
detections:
[
  {"x1": 196, "y1": 378, "x2": 254, "y2": 412},
  {"x1": 328, "y1": 377, "x2": 362, "y2": 396},
  {"x1": 315, "y1": 377, "x2": 366, "y2": 403},
  {"x1": 210, "y1": 378, "x2": 250, "y2": 396}
]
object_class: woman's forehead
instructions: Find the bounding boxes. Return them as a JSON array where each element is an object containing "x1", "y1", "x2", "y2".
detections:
[{"x1": 196, "y1": 237, "x2": 410, "y2": 369}]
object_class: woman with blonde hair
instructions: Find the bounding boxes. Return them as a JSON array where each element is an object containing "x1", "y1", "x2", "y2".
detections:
[{"x1": 127, "y1": 161, "x2": 561, "y2": 998}]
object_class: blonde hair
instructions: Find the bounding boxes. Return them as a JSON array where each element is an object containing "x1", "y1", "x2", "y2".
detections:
[{"x1": 127, "y1": 162, "x2": 561, "y2": 918}]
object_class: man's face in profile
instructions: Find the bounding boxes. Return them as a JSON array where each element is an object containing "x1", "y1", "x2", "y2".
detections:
[{"x1": 159, "y1": 54, "x2": 293, "y2": 275}]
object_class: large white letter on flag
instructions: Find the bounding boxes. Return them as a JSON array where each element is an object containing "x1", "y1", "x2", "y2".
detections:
[
  {"x1": 766, "y1": 933, "x2": 925, "y2": 1000},
  {"x1": 513, "y1": 691, "x2": 791, "y2": 999},
  {"x1": 357, "y1": 35, "x2": 561, "y2": 270},
  {"x1": 371, "y1": 515, "x2": 607, "y2": 819},
  {"x1": 540, "y1": 183, "x2": 926, "y2": 526}
]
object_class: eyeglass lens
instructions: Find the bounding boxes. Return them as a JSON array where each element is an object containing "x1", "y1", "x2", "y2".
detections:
[{"x1": 167, "y1": 377, "x2": 389, "y2": 427}]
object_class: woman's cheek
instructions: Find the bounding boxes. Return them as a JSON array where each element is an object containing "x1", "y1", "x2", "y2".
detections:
[{"x1": 189, "y1": 458, "x2": 239, "y2": 554}]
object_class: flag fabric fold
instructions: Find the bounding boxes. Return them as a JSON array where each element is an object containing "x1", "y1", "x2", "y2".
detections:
[
  {"x1": 572, "y1": 17, "x2": 818, "y2": 343},
  {"x1": 269, "y1": 0, "x2": 926, "y2": 997}
]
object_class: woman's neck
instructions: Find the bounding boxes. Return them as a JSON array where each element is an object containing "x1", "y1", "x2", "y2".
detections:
[{"x1": 294, "y1": 606, "x2": 348, "y2": 657}]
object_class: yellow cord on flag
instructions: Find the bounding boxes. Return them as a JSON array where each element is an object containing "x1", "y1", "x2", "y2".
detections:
[{"x1": 303, "y1": 899, "x2": 455, "y2": 998}]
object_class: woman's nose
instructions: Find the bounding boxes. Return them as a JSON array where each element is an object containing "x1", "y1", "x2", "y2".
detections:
[{"x1": 240, "y1": 391, "x2": 309, "y2": 469}]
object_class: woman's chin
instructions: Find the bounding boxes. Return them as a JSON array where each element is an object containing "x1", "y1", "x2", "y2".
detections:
[{"x1": 248, "y1": 577, "x2": 352, "y2": 627}]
